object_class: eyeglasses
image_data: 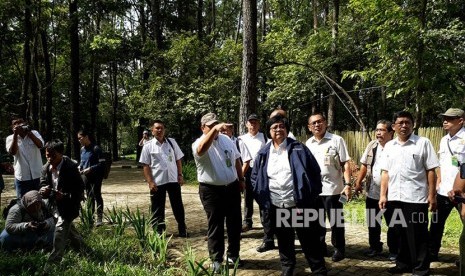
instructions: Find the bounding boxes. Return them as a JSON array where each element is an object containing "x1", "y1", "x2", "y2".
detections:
[
  {"x1": 270, "y1": 124, "x2": 286, "y2": 132},
  {"x1": 309, "y1": 119, "x2": 325, "y2": 126},
  {"x1": 78, "y1": 136, "x2": 85, "y2": 141},
  {"x1": 375, "y1": 128, "x2": 388, "y2": 132},
  {"x1": 395, "y1": 121, "x2": 412, "y2": 126}
]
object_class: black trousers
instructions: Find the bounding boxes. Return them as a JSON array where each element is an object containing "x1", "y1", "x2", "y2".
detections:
[
  {"x1": 269, "y1": 205, "x2": 327, "y2": 276},
  {"x1": 199, "y1": 181, "x2": 242, "y2": 262},
  {"x1": 82, "y1": 175, "x2": 104, "y2": 217},
  {"x1": 318, "y1": 195, "x2": 345, "y2": 254},
  {"x1": 243, "y1": 169, "x2": 254, "y2": 227},
  {"x1": 366, "y1": 197, "x2": 400, "y2": 254},
  {"x1": 429, "y1": 194, "x2": 459, "y2": 256},
  {"x1": 388, "y1": 201, "x2": 430, "y2": 275},
  {"x1": 150, "y1": 182, "x2": 187, "y2": 234}
]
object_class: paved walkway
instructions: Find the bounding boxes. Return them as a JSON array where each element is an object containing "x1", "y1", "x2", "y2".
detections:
[{"x1": 0, "y1": 163, "x2": 460, "y2": 275}]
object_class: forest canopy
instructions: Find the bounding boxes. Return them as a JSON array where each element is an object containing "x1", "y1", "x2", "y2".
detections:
[{"x1": 1, "y1": 0, "x2": 464, "y2": 159}]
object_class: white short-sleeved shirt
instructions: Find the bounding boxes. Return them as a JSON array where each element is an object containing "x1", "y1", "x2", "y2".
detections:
[
  {"x1": 380, "y1": 134, "x2": 439, "y2": 203},
  {"x1": 5, "y1": 130, "x2": 44, "y2": 181},
  {"x1": 192, "y1": 133, "x2": 241, "y2": 185},
  {"x1": 139, "y1": 138, "x2": 184, "y2": 186},
  {"x1": 230, "y1": 137, "x2": 252, "y2": 164},
  {"x1": 437, "y1": 128, "x2": 465, "y2": 196},
  {"x1": 306, "y1": 132, "x2": 350, "y2": 195},
  {"x1": 239, "y1": 132, "x2": 267, "y2": 168},
  {"x1": 359, "y1": 141, "x2": 386, "y2": 200}
]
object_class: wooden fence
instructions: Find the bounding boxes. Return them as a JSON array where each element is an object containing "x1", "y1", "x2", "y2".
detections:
[{"x1": 297, "y1": 127, "x2": 445, "y2": 165}]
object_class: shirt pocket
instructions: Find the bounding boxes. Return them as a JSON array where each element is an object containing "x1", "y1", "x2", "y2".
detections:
[
  {"x1": 408, "y1": 150, "x2": 424, "y2": 171},
  {"x1": 150, "y1": 152, "x2": 167, "y2": 170}
]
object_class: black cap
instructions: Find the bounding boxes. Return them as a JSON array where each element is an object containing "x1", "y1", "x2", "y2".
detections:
[{"x1": 247, "y1": 113, "x2": 259, "y2": 121}]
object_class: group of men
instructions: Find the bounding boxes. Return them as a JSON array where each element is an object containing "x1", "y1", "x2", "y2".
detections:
[
  {"x1": 1, "y1": 119, "x2": 104, "y2": 271},
  {"x1": 2, "y1": 107, "x2": 465, "y2": 276}
]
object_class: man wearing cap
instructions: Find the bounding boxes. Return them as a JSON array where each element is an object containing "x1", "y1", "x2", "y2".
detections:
[
  {"x1": 192, "y1": 113, "x2": 246, "y2": 272},
  {"x1": 238, "y1": 114, "x2": 266, "y2": 233},
  {"x1": 429, "y1": 108, "x2": 465, "y2": 261}
]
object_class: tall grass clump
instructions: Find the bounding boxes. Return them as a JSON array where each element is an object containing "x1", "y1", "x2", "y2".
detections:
[
  {"x1": 124, "y1": 207, "x2": 150, "y2": 248},
  {"x1": 105, "y1": 205, "x2": 127, "y2": 236},
  {"x1": 79, "y1": 198, "x2": 95, "y2": 232},
  {"x1": 182, "y1": 160, "x2": 198, "y2": 183}
]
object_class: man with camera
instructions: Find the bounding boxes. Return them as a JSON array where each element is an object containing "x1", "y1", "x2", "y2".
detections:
[
  {"x1": 6, "y1": 118, "x2": 44, "y2": 198},
  {"x1": 39, "y1": 139, "x2": 88, "y2": 264},
  {"x1": 0, "y1": 190, "x2": 55, "y2": 251}
]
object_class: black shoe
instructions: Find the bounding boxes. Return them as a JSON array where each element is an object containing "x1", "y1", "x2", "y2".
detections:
[
  {"x1": 177, "y1": 231, "x2": 190, "y2": 238},
  {"x1": 388, "y1": 253, "x2": 397, "y2": 262},
  {"x1": 227, "y1": 256, "x2": 244, "y2": 267},
  {"x1": 387, "y1": 265, "x2": 410, "y2": 274},
  {"x1": 364, "y1": 248, "x2": 382, "y2": 257},
  {"x1": 331, "y1": 250, "x2": 345, "y2": 262},
  {"x1": 256, "y1": 242, "x2": 276, "y2": 253},
  {"x1": 456, "y1": 259, "x2": 460, "y2": 267},
  {"x1": 241, "y1": 224, "x2": 252, "y2": 232}
]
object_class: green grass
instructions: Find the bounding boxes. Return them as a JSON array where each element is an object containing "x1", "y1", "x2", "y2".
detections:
[
  {"x1": 0, "y1": 207, "x2": 220, "y2": 276},
  {"x1": 345, "y1": 196, "x2": 462, "y2": 248}
]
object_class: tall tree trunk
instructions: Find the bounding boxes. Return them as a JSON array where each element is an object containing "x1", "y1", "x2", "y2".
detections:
[
  {"x1": 260, "y1": 0, "x2": 267, "y2": 40},
  {"x1": 41, "y1": 30, "x2": 53, "y2": 141},
  {"x1": 111, "y1": 62, "x2": 119, "y2": 161},
  {"x1": 91, "y1": 16, "x2": 101, "y2": 135},
  {"x1": 151, "y1": 0, "x2": 163, "y2": 49},
  {"x1": 239, "y1": 0, "x2": 257, "y2": 135},
  {"x1": 69, "y1": 0, "x2": 81, "y2": 160},
  {"x1": 327, "y1": 0, "x2": 340, "y2": 130},
  {"x1": 22, "y1": 0, "x2": 33, "y2": 119},
  {"x1": 235, "y1": 0, "x2": 243, "y2": 44},
  {"x1": 414, "y1": 0, "x2": 428, "y2": 129},
  {"x1": 31, "y1": 37, "x2": 39, "y2": 129},
  {"x1": 312, "y1": 0, "x2": 318, "y2": 33},
  {"x1": 197, "y1": 0, "x2": 203, "y2": 40}
]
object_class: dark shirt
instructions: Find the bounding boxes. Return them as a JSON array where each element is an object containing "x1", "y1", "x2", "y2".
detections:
[{"x1": 79, "y1": 144, "x2": 104, "y2": 180}]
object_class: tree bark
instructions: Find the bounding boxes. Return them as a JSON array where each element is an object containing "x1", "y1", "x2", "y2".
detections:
[
  {"x1": 41, "y1": 30, "x2": 53, "y2": 141},
  {"x1": 22, "y1": 0, "x2": 33, "y2": 119},
  {"x1": 111, "y1": 62, "x2": 119, "y2": 161},
  {"x1": 239, "y1": 0, "x2": 257, "y2": 135},
  {"x1": 69, "y1": 0, "x2": 81, "y2": 160}
]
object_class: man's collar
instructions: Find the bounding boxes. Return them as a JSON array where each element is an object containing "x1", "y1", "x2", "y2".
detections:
[
  {"x1": 309, "y1": 131, "x2": 332, "y2": 143},
  {"x1": 393, "y1": 133, "x2": 418, "y2": 145},
  {"x1": 448, "y1": 127, "x2": 465, "y2": 140}
]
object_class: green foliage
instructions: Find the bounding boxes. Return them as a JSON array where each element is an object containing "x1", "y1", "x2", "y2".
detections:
[
  {"x1": 105, "y1": 205, "x2": 127, "y2": 236},
  {"x1": 80, "y1": 198, "x2": 96, "y2": 232},
  {"x1": 182, "y1": 160, "x2": 198, "y2": 183},
  {"x1": 124, "y1": 206, "x2": 150, "y2": 249}
]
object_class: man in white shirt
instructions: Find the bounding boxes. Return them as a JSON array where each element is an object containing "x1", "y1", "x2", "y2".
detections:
[
  {"x1": 429, "y1": 108, "x2": 465, "y2": 261},
  {"x1": 139, "y1": 120, "x2": 187, "y2": 237},
  {"x1": 379, "y1": 111, "x2": 439, "y2": 275},
  {"x1": 192, "y1": 113, "x2": 245, "y2": 273},
  {"x1": 6, "y1": 118, "x2": 44, "y2": 198},
  {"x1": 306, "y1": 112, "x2": 352, "y2": 262},
  {"x1": 354, "y1": 120, "x2": 399, "y2": 260}
]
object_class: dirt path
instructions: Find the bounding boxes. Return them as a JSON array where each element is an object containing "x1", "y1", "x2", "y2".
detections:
[{"x1": 0, "y1": 161, "x2": 460, "y2": 275}]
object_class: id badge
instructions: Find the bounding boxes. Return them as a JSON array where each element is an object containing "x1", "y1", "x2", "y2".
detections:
[
  {"x1": 452, "y1": 155, "x2": 459, "y2": 167},
  {"x1": 226, "y1": 158, "x2": 232, "y2": 167},
  {"x1": 168, "y1": 154, "x2": 173, "y2": 162},
  {"x1": 324, "y1": 154, "x2": 331, "y2": 166}
]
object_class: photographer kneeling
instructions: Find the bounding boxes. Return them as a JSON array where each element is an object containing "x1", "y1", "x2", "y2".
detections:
[{"x1": 0, "y1": 190, "x2": 55, "y2": 251}]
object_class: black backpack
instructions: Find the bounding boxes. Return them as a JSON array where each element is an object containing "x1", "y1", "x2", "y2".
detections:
[{"x1": 2, "y1": 198, "x2": 19, "y2": 219}]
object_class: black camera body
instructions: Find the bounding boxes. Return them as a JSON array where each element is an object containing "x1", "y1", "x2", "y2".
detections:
[{"x1": 21, "y1": 125, "x2": 31, "y2": 132}]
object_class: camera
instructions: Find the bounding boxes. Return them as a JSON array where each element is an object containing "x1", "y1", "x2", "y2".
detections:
[{"x1": 21, "y1": 125, "x2": 31, "y2": 132}]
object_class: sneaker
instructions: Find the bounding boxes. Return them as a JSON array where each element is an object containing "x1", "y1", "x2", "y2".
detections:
[
  {"x1": 177, "y1": 231, "x2": 190, "y2": 238},
  {"x1": 227, "y1": 256, "x2": 244, "y2": 267},
  {"x1": 387, "y1": 265, "x2": 410, "y2": 274},
  {"x1": 211, "y1": 261, "x2": 222, "y2": 274},
  {"x1": 364, "y1": 248, "x2": 382, "y2": 257}
]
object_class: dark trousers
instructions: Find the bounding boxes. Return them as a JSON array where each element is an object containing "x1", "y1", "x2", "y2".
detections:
[
  {"x1": 150, "y1": 182, "x2": 186, "y2": 234},
  {"x1": 366, "y1": 197, "x2": 400, "y2": 254},
  {"x1": 83, "y1": 175, "x2": 104, "y2": 217},
  {"x1": 260, "y1": 206, "x2": 276, "y2": 244},
  {"x1": 269, "y1": 205, "x2": 327, "y2": 276},
  {"x1": 199, "y1": 181, "x2": 242, "y2": 262},
  {"x1": 243, "y1": 169, "x2": 254, "y2": 227},
  {"x1": 429, "y1": 194, "x2": 459, "y2": 256},
  {"x1": 388, "y1": 201, "x2": 430, "y2": 275},
  {"x1": 319, "y1": 195, "x2": 345, "y2": 253},
  {"x1": 14, "y1": 178, "x2": 40, "y2": 199}
]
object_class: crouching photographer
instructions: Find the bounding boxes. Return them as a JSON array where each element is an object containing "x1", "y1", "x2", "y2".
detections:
[{"x1": 0, "y1": 190, "x2": 55, "y2": 251}]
